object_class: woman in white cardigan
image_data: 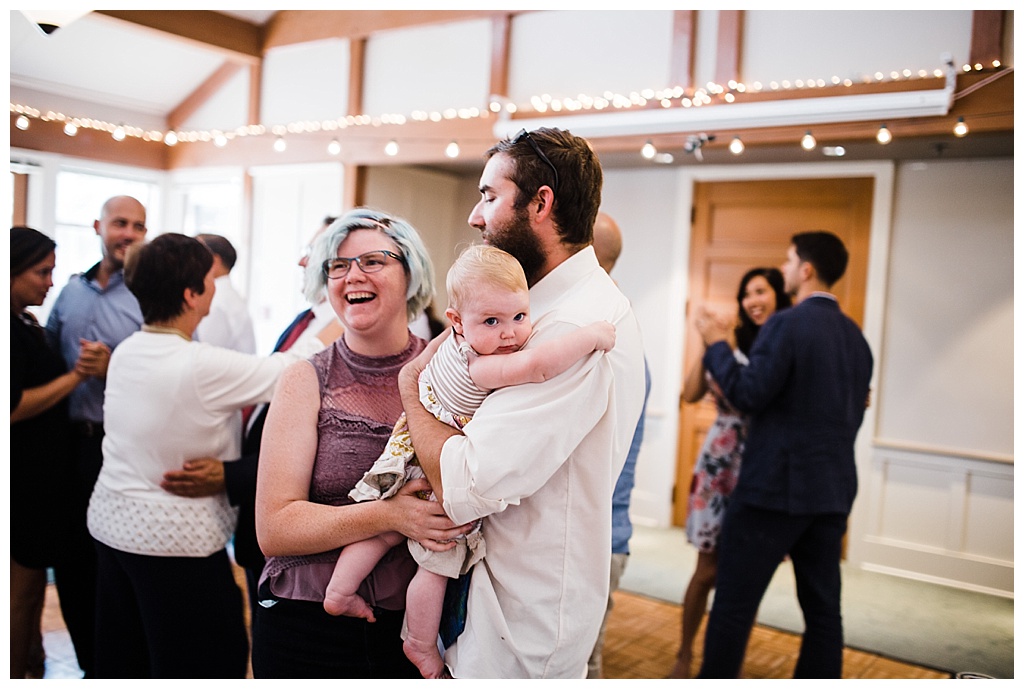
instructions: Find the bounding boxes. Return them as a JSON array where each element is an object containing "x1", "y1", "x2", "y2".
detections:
[{"x1": 86, "y1": 233, "x2": 313, "y2": 678}]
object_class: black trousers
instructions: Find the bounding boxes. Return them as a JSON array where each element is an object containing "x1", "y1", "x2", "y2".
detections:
[
  {"x1": 697, "y1": 501, "x2": 848, "y2": 679},
  {"x1": 252, "y1": 595, "x2": 419, "y2": 678},
  {"x1": 93, "y1": 541, "x2": 248, "y2": 678},
  {"x1": 51, "y1": 432, "x2": 105, "y2": 677}
]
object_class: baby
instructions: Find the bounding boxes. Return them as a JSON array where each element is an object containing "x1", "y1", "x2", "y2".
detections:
[{"x1": 323, "y1": 244, "x2": 615, "y2": 678}]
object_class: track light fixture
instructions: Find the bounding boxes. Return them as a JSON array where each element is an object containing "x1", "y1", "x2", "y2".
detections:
[{"x1": 683, "y1": 133, "x2": 714, "y2": 162}]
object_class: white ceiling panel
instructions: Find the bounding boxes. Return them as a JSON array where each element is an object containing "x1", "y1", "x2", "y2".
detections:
[{"x1": 10, "y1": 10, "x2": 227, "y2": 117}]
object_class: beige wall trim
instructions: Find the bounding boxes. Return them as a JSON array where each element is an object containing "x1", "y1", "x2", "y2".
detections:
[{"x1": 873, "y1": 437, "x2": 1012, "y2": 465}]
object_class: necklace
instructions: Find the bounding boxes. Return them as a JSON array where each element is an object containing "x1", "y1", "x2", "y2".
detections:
[{"x1": 142, "y1": 324, "x2": 191, "y2": 341}]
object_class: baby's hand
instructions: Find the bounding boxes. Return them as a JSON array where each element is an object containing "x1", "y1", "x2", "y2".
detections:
[{"x1": 587, "y1": 321, "x2": 616, "y2": 352}]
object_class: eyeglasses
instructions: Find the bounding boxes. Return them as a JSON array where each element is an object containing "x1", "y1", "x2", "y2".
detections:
[
  {"x1": 513, "y1": 128, "x2": 559, "y2": 196},
  {"x1": 322, "y1": 250, "x2": 405, "y2": 279}
]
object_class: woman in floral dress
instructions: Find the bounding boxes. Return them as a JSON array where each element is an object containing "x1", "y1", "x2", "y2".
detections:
[{"x1": 669, "y1": 267, "x2": 791, "y2": 678}]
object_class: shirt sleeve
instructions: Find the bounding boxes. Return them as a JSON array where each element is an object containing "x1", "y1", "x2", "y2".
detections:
[
  {"x1": 704, "y1": 316, "x2": 794, "y2": 414},
  {"x1": 192, "y1": 345, "x2": 301, "y2": 414},
  {"x1": 439, "y1": 320, "x2": 614, "y2": 526}
]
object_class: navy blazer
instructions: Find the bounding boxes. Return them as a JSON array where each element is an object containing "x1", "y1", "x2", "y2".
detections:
[{"x1": 703, "y1": 295, "x2": 873, "y2": 516}]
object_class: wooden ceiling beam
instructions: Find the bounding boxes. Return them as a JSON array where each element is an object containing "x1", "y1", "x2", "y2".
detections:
[
  {"x1": 669, "y1": 11, "x2": 698, "y2": 91},
  {"x1": 93, "y1": 10, "x2": 262, "y2": 64},
  {"x1": 263, "y1": 10, "x2": 521, "y2": 49}
]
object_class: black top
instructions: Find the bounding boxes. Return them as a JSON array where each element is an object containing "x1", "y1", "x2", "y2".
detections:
[{"x1": 10, "y1": 313, "x2": 80, "y2": 568}]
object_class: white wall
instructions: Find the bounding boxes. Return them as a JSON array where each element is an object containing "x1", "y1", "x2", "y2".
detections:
[
  {"x1": 362, "y1": 165, "x2": 480, "y2": 311},
  {"x1": 878, "y1": 159, "x2": 1013, "y2": 455},
  {"x1": 247, "y1": 162, "x2": 344, "y2": 354},
  {"x1": 363, "y1": 20, "x2": 492, "y2": 115},
  {"x1": 853, "y1": 158, "x2": 1014, "y2": 596},
  {"x1": 743, "y1": 11, "x2": 973, "y2": 84},
  {"x1": 508, "y1": 11, "x2": 676, "y2": 103},
  {"x1": 261, "y1": 38, "x2": 351, "y2": 126}
]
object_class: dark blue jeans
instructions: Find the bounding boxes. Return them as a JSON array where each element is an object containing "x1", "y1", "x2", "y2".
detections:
[{"x1": 697, "y1": 501, "x2": 848, "y2": 678}]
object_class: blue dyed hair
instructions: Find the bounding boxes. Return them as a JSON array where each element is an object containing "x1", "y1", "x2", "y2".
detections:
[{"x1": 303, "y1": 207, "x2": 435, "y2": 322}]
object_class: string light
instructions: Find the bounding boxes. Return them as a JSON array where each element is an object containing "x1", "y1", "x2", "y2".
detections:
[
  {"x1": 728, "y1": 136, "x2": 744, "y2": 155},
  {"x1": 15, "y1": 115, "x2": 29, "y2": 130},
  {"x1": 953, "y1": 117, "x2": 968, "y2": 137},
  {"x1": 327, "y1": 139, "x2": 341, "y2": 155},
  {"x1": 801, "y1": 131, "x2": 817, "y2": 150},
  {"x1": 63, "y1": 121, "x2": 77, "y2": 136},
  {"x1": 445, "y1": 140, "x2": 460, "y2": 158},
  {"x1": 641, "y1": 140, "x2": 657, "y2": 159},
  {"x1": 385, "y1": 139, "x2": 399, "y2": 156},
  {"x1": 876, "y1": 124, "x2": 892, "y2": 144},
  {"x1": 213, "y1": 132, "x2": 228, "y2": 147},
  {"x1": 9, "y1": 60, "x2": 960, "y2": 152},
  {"x1": 273, "y1": 136, "x2": 286, "y2": 152}
]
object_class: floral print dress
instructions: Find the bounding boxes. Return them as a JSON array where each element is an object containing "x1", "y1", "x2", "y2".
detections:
[{"x1": 685, "y1": 350, "x2": 749, "y2": 554}]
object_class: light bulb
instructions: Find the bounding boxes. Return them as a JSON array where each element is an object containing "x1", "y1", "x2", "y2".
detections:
[
  {"x1": 385, "y1": 140, "x2": 399, "y2": 156},
  {"x1": 953, "y1": 117, "x2": 968, "y2": 138},
  {"x1": 729, "y1": 137, "x2": 744, "y2": 155},
  {"x1": 876, "y1": 124, "x2": 892, "y2": 145},
  {"x1": 445, "y1": 141, "x2": 460, "y2": 158},
  {"x1": 64, "y1": 121, "x2": 78, "y2": 136},
  {"x1": 15, "y1": 115, "x2": 30, "y2": 130},
  {"x1": 112, "y1": 125, "x2": 126, "y2": 142},
  {"x1": 214, "y1": 133, "x2": 228, "y2": 148},
  {"x1": 641, "y1": 140, "x2": 657, "y2": 159},
  {"x1": 801, "y1": 131, "x2": 816, "y2": 151},
  {"x1": 273, "y1": 136, "x2": 287, "y2": 152},
  {"x1": 164, "y1": 131, "x2": 178, "y2": 146},
  {"x1": 327, "y1": 139, "x2": 341, "y2": 155}
]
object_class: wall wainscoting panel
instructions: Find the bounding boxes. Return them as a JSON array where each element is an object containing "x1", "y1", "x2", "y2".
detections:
[{"x1": 858, "y1": 445, "x2": 1013, "y2": 598}]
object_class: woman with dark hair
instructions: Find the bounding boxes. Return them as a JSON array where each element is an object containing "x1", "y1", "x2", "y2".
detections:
[
  {"x1": 85, "y1": 233, "x2": 309, "y2": 678},
  {"x1": 10, "y1": 227, "x2": 106, "y2": 678},
  {"x1": 669, "y1": 267, "x2": 791, "y2": 678}
]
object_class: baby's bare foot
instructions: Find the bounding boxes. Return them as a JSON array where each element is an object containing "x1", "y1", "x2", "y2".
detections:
[
  {"x1": 323, "y1": 590, "x2": 375, "y2": 621},
  {"x1": 404, "y1": 636, "x2": 447, "y2": 679}
]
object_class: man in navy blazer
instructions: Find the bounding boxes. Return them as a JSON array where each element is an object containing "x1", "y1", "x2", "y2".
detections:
[{"x1": 695, "y1": 231, "x2": 873, "y2": 679}]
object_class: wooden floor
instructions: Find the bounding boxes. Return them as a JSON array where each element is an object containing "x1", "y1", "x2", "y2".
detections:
[
  {"x1": 38, "y1": 580, "x2": 951, "y2": 679},
  {"x1": 601, "y1": 589, "x2": 952, "y2": 680}
]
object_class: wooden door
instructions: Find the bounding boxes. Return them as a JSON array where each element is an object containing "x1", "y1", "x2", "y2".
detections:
[{"x1": 672, "y1": 177, "x2": 874, "y2": 527}]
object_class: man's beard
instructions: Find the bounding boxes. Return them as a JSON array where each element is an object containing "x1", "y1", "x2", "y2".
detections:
[{"x1": 484, "y1": 205, "x2": 546, "y2": 285}]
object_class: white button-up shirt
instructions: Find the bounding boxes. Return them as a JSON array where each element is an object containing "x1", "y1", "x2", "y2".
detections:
[{"x1": 440, "y1": 246, "x2": 646, "y2": 678}]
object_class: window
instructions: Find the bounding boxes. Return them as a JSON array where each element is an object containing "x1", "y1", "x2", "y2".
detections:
[{"x1": 35, "y1": 169, "x2": 159, "y2": 323}]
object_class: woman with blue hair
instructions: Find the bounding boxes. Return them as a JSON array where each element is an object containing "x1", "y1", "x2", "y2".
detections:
[{"x1": 253, "y1": 208, "x2": 472, "y2": 678}]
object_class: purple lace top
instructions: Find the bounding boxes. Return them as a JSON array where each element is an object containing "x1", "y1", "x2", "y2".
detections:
[{"x1": 260, "y1": 334, "x2": 425, "y2": 610}]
